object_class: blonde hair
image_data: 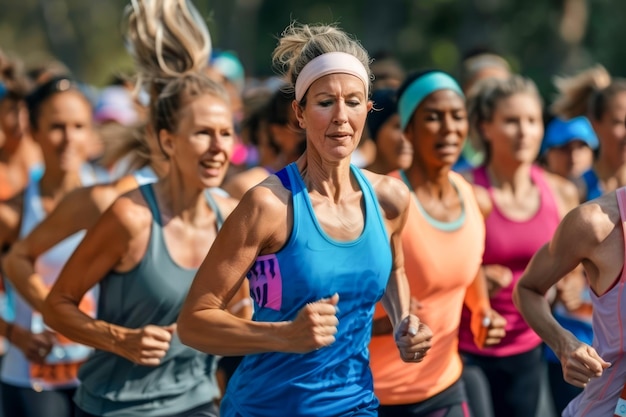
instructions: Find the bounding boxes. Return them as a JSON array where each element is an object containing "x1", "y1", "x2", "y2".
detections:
[
  {"x1": 272, "y1": 22, "x2": 371, "y2": 104},
  {"x1": 550, "y1": 65, "x2": 611, "y2": 119},
  {"x1": 98, "y1": 122, "x2": 152, "y2": 172},
  {"x1": 467, "y1": 75, "x2": 542, "y2": 163},
  {"x1": 125, "y1": 0, "x2": 211, "y2": 97},
  {"x1": 125, "y1": 0, "x2": 229, "y2": 139}
]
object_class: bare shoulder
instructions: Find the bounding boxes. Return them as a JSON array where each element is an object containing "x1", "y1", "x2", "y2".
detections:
[
  {"x1": 238, "y1": 174, "x2": 291, "y2": 220},
  {"x1": 562, "y1": 192, "x2": 619, "y2": 246},
  {"x1": 223, "y1": 174, "x2": 291, "y2": 254},
  {"x1": 209, "y1": 192, "x2": 240, "y2": 218},
  {"x1": 222, "y1": 167, "x2": 271, "y2": 199},
  {"x1": 470, "y1": 183, "x2": 492, "y2": 218},
  {"x1": 361, "y1": 170, "x2": 409, "y2": 221},
  {"x1": 543, "y1": 170, "x2": 580, "y2": 214},
  {"x1": 104, "y1": 188, "x2": 152, "y2": 238}
]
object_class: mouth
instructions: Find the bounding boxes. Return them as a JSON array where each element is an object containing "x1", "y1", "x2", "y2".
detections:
[
  {"x1": 199, "y1": 159, "x2": 226, "y2": 176},
  {"x1": 435, "y1": 142, "x2": 459, "y2": 153},
  {"x1": 328, "y1": 132, "x2": 353, "y2": 141}
]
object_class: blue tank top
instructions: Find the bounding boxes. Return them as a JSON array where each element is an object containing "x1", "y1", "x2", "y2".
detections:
[
  {"x1": 581, "y1": 168, "x2": 603, "y2": 201},
  {"x1": 221, "y1": 163, "x2": 392, "y2": 417},
  {"x1": 74, "y1": 184, "x2": 223, "y2": 417}
]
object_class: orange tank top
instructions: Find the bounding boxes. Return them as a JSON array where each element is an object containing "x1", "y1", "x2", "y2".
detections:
[{"x1": 369, "y1": 171, "x2": 485, "y2": 405}]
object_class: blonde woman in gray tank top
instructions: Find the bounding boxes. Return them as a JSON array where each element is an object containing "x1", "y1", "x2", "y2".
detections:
[{"x1": 41, "y1": 1, "x2": 248, "y2": 416}]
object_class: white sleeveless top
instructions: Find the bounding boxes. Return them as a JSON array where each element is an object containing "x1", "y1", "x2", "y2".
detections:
[{"x1": 1, "y1": 164, "x2": 108, "y2": 390}]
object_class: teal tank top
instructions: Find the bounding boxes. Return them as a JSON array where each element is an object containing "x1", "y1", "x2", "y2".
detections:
[
  {"x1": 221, "y1": 163, "x2": 392, "y2": 417},
  {"x1": 74, "y1": 184, "x2": 223, "y2": 417}
]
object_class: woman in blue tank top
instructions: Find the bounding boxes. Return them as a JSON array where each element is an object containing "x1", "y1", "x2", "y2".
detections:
[
  {"x1": 41, "y1": 1, "x2": 246, "y2": 416},
  {"x1": 178, "y1": 22, "x2": 434, "y2": 417}
]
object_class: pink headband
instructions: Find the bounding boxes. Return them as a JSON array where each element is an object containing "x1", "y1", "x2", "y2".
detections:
[{"x1": 294, "y1": 52, "x2": 369, "y2": 102}]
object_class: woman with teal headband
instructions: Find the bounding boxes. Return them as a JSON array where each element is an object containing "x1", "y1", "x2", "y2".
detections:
[{"x1": 369, "y1": 69, "x2": 505, "y2": 417}]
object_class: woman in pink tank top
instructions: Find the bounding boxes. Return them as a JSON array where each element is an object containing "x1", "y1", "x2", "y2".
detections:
[
  {"x1": 514, "y1": 187, "x2": 626, "y2": 417},
  {"x1": 459, "y1": 75, "x2": 580, "y2": 417}
]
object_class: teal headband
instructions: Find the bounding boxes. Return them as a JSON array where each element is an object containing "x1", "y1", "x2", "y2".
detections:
[{"x1": 398, "y1": 71, "x2": 464, "y2": 131}]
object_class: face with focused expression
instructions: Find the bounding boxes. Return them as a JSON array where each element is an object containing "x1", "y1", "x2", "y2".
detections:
[
  {"x1": 160, "y1": 94, "x2": 234, "y2": 188},
  {"x1": 405, "y1": 89, "x2": 467, "y2": 169},
  {"x1": 294, "y1": 73, "x2": 372, "y2": 163},
  {"x1": 481, "y1": 92, "x2": 544, "y2": 165}
]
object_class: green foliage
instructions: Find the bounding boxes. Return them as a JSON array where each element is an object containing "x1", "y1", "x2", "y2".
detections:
[{"x1": 0, "y1": 0, "x2": 623, "y2": 111}]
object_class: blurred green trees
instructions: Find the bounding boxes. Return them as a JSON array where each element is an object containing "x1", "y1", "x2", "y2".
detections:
[{"x1": 0, "y1": 0, "x2": 623, "y2": 102}]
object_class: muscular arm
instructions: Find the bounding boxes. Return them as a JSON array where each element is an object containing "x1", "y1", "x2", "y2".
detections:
[
  {"x1": 43, "y1": 194, "x2": 151, "y2": 356},
  {"x1": 179, "y1": 181, "x2": 306, "y2": 356},
  {"x1": 514, "y1": 200, "x2": 614, "y2": 385},
  {"x1": 3, "y1": 178, "x2": 138, "y2": 313}
]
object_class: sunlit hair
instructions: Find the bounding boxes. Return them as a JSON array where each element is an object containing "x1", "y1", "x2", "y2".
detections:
[
  {"x1": 125, "y1": 0, "x2": 229, "y2": 139},
  {"x1": 271, "y1": 22, "x2": 372, "y2": 105},
  {"x1": 467, "y1": 75, "x2": 542, "y2": 163},
  {"x1": 549, "y1": 64, "x2": 617, "y2": 120},
  {"x1": 125, "y1": 0, "x2": 211, "y2": 97},
  {"x1": 99, "y1": 122, "x2": 153, "y2": 172},
  {"x1": 0, "y1": 49, "x2": 33, "y2": 100}
]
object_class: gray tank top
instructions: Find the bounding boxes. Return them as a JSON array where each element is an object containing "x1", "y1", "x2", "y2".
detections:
[{"x1": 74, "y1": 184, "x2": 223, "y2": 416}]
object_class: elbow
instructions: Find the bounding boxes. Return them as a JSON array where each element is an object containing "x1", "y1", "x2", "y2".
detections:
[
  {"x1": 1, "y1": 249, "x2": 15, "y2": 282},
  {"x1": 42, "y1": 293, "x2": 63, "y2": 333}
]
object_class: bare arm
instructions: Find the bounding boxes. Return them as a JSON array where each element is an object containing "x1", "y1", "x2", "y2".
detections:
[
  {"x1": 2, "y1": 177, "x2": 138, "y2": 313},
  {"x1": 514, "y1": 203, "x2": 612, "y2": 387},
  {"x1": 178, "y1": 181, "x2": 338, "y2": 356},
  {"x1": 43, "y1": 194, "x2": 176, "y2": 366},
  {"x1": 372, "y1": 174, "x2": 433, "y2": 362}
]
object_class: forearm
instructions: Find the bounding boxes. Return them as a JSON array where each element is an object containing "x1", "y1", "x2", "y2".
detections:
[
  {"x1": 178, "y1": 308, "x2": 292, "y2": 356},
  {"x1": 3, "y1": 253, "x2": 49, "y2": 312},
  {"x1": 43, "y1": 297, "x2": 121, "y2": 354},
  {"x1": 514, "y1": 285, "x2": 574, "y2": 355},
  {"x1": 381, "y1": 269, "x2": 411, "y2": 329}
]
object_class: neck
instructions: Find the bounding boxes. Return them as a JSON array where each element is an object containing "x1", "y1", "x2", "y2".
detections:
[
  {"x1": 157, "y1": 171, "x2": 209, "y2": 225},
  {"x1": 486, "y1": 158, "x2": 533, "y2": 193},
  {"x1": 299, "y1": 152, "x2": 354, "y2": 204},
  {"x1": 594, "y1": 152, "x2": 622, "y2": 180},
  {"x1": 405, "y1": 161, "x2": 453, "y2": 197}
]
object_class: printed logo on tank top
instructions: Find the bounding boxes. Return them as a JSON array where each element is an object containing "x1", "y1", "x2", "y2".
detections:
[{"x1": 247, "y1": 254, "x2": 283, "y2": 311}]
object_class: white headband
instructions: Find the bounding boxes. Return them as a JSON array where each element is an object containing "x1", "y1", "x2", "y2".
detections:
[{"x1": 294, "y1": 52, "x2": 369, "y2": 102}]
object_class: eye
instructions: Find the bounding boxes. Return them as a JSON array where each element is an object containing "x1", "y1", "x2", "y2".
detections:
[
  {"x1": 346, "y1": 100, "x2": 361, "y2": 107},
  {"x1": 318, "y1": 100, "x2": 333, "y2": 107}
]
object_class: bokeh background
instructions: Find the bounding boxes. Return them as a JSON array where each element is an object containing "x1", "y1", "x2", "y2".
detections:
[{"x1": 0, "y1": 0, "x2": 622, "y2": 101}]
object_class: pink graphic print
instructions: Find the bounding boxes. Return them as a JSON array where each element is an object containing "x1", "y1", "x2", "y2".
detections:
[{"x1": 247, "y1": 254, "x2": 283, "y2": 311}]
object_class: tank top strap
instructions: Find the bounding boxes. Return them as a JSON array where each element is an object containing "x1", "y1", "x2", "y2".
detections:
[
  {"x1": 203, "y1": 189, "x2": 224, "y2": 230},
  {"x1": 284, "y1": 163, "x2": 304, "y2": 194},
  {"x1": 530, "y1": 164, "x2": 560, "y2": 221},
  {"x1": 471, "y1": 166, "x2": 490, "y2": 188},
  {"x1": 349, "y1": 165, "x2": 389, "y2": 240},
  {"x1": 138, "y1": 184, "x2": 162, "y2": 226},
  {"x1": 616, "y1": 188, "x2": 626, "y2": 285}
]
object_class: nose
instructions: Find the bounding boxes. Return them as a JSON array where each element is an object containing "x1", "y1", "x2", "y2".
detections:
[
  {"x1": 332, "y1": 101, "x2": 348, "y2": 125},
  {"x1": 209, "y1": 133, "x2": 234, "y2": 153}
]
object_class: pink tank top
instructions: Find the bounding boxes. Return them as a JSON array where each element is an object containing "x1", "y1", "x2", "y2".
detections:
[
  {"x1": 563, "y1": 188, "x2": 626, "y2": 417},
  {"x1": 458, "y1": 165, "x2": 561, "y2": 356}
]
